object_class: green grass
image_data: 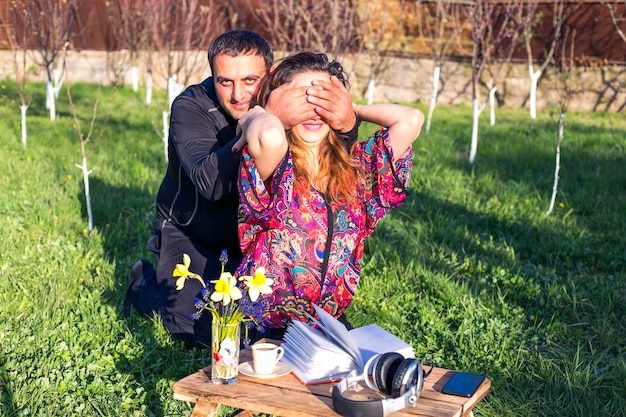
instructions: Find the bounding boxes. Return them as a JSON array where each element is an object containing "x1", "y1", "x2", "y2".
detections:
[{"x1": 0, "y1": 81, "x2": 624, "y2": 417}]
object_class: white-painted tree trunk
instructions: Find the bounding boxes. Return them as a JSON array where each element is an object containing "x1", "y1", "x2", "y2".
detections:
[
  {"x1": 46, "y1": 79, "x2": 52, "y2": 110},
  {"x1": 131, "y1": 66, "x2": 139, "y2": 92},
  {"x1": 162, "y1": 110, "x2": 169, "y2": 162},
  {"x1": 468, "y1": 98, "x2": 485, "y2": 165},
  {"x1": 20, "y1": 104, "x2": 28, "y2": 147},
  {"x1": 168, "y1": 76, "x2": 183, "y2": 111},
  {"x1": 426, "y1": 65, "x2": 441, "y2": 134},
  {"x1": 45, "y1": 70, "x2": 63, "y2": 121},
  {"x1": 45, "y1": 74, "x2": 51, "y2": 110},
  {"x1": 46, "y1": 80, "x2": 56, "y2": 121},
  {"x1": 366, "y1": 79, "x2": 375, "y2": 105},
  {"x1": 145, "y1": 71, "x2": 153, "y2": 105},
  {"x1": 75, "y1": 155, "x2": 94, "y2": 231},
  {"x1": 529, "y1": 65, "x2": 541, "y2": 119},
  {"x1": 545, "y1": 109, "x2": 565, "y2": 217},
  {"x1": 53, "y1": 69, "x2": 62, "y2": 99},
  {"x1": 489, "y1": 85, "x2": 497, "y2": 126}
]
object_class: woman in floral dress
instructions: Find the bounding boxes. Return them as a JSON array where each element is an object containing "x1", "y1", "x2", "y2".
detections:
[{"x1": 236, "y1": 52, "x2": 424, "y2": 330}]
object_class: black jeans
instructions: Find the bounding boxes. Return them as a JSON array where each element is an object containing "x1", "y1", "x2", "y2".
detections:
[{"x1": 125, "y1": 223, "x2": 240, "y2": 349}]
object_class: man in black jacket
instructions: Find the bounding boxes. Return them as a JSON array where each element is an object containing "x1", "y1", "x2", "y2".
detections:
[{"x1": 124, "y1": 30, "x2": 358, "y2": 348}]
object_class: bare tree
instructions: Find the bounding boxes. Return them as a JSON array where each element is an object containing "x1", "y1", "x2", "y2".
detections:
[
  {"x1": 246, "y1": 0, "x2": 363, "y2": 59},
  {"x1": 601, "y1": 1, "x2": 626, "y2": 112},
  {"x1": 522, "y1": 0, "x2": 574, "y2": 119},
  {"x1": 105, "y1": 0, "x2": 150, "y2": 91},
  {"x1": 67, "y1": 84, "x2": 116, "y2": 231},
  {"x1": 417, "y1": 0, "x2": 459, "y2": 134},
  {"x1": 454, "y1": 0, "x2": 526, "y2": 165},
  {"x1": 16, "y1": 0, "x2": 91, "y2": 121},
  {"x1": 144, "y1": 0, "x2": 227, "y2": 161},
  {"x1": 545, "y1": 27, "x2": 576, "y2": 217},
  {"x1": 1, "y1": 0, "x2": 34, "y2": 147},
  {"x1": 605, "y1": 0, "x2": 626, "y2": 45},
  {"x1": 147, "y1": 0, "x2": 225, "y2": 91},
  {"x1": 356, "y1": 0, "x2": 411, "y2": 104},
  {"x1": 484, "y1": 13, "x2": 524, "y2": 127}
]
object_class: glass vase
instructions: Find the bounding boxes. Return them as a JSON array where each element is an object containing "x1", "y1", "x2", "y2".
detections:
[{"x1": 211, "y1": 317, "x2": 240, "y2": 384}]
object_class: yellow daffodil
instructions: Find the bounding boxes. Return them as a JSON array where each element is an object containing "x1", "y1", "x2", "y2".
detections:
[
  {"x1": 173, "y1": 253, "x2": 205, "y2": 290},
  {"x1": 172, "y1": 251, "x2": 273, "y2": 344},
  {"x1": 210, "y1": 272, "x2": 242, "y2": 306},
  {"x1": 240, "y1": 267, "x2": 274, "y2": 302}
]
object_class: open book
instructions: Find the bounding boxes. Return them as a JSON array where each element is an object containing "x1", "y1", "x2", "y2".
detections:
[{"x1": 281, "y1": 304, "x2": 414, "y2": 385}]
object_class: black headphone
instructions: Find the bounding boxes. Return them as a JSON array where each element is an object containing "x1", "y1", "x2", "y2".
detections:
[{"x1": 332, "y1": 352, "x2": 425, "y2": 417}]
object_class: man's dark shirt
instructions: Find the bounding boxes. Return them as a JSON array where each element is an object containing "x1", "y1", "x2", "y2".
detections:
[{"x1": 155, "y1": 77, "x2": 243, "y2": 260}]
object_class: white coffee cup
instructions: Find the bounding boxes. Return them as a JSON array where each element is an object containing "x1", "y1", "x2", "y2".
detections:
[{"x1": 251, "y1": 343, "x2": 284, "y2": 375}]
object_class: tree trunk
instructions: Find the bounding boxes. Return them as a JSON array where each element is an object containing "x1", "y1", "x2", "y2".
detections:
[
  {"x1": 529, "y1": 65, "x2": 541, "y2": 119},
  {"x1": 21, "y1": 104, "x2": 28, "y2": 148},
  {"x1": 545, "y1": 109, "x2": 565, "y2": 217},
  {"x1": 489, "y1": 85, "x2": 497, "y2": 126},
  {"x1": 131, "y1": 66, "x2": 139, "y2": 92},
  {"x1": 45, "y1": 75, "x2": 51, "y2": 110},
  {"x1": 47, "y1": 81, "x2": 56, "y2": 121},
  {"x1": 366, "y1": 79, "x2": 375, "y2": 105},
  {"x1": 468, "y1": 98, "x2": 483, "y2": 165},
  {"x1": 76, "y1": 156, "x2": 94, "y2": 231},
  {"x1": 162, "y1": 110, "x2": 169, "y2": 162},
  {"x1": 168, "y1": 76, "x2": 183, "y2": 111},
  {"x1": 426, "y1": 65, "x2": 441, "y2": 134},
  {"x1": 53, "y1": 69, "x2": 62, "y2": 99},
  {"x1": 145, "y1": 71, "x2": 153, "y2": 105}
]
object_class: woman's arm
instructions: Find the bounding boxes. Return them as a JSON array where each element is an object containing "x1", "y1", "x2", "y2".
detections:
[
  {"x1": 238, "y1": 106, "x2": 288, "y2": 181},
  {"x1": 354, "y1": 104, "x2": 424, "y2": 160}
]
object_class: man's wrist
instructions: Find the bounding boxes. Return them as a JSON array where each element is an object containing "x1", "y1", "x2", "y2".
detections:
[
  {"x1": 336, "y1": 111, "x2": 360, "y2": 135},
  {"x1": 335, "y1": 111, "x2": 360, "y2": 149}
]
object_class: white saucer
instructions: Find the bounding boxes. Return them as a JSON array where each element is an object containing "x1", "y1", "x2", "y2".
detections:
[{"x1": 239, "y1": 361, "x2": 292, "y2": 378}]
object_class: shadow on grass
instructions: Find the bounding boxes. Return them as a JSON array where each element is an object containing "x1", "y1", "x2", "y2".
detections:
[
  {"x1": 375, "y1": 190, "x2": 561, "y2": 311},
  {"x1": 471, "y1": 117, "x2": 625, "y2": 271},
  {"x1": 449, "y1": 115, "x2": 626, "y2": 214},
  {"x1": 369, "y1": 120, "x2": 626, "y2": 414},
  {"x1": 75, "y1": 175, "x2": 206, "y2": 416},
  {"x1": 413, "y1": 111, "x2": 624, "y2": 312},
  {"x1": 423, "y1": 110, "x2": 625, "y2": 274}
]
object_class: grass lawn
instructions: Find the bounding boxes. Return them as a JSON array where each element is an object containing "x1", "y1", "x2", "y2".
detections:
[{"x1": 0, "y1": 81, "x2": 624, "y2": 417}]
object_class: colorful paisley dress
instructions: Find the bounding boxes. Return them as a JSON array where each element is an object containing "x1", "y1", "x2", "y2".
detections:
[{"x1": 236, "y1": 127, "x2": 412, "y2": 328}]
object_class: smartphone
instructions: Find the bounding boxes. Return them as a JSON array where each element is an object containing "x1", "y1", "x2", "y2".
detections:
[{"x1": 441, "y1": 372, "x2": 485, "y2": 397}]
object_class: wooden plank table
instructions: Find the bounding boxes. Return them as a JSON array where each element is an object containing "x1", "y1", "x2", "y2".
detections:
[{"x1": 173, "y1": 342, "x2": 490, "y2": 417}]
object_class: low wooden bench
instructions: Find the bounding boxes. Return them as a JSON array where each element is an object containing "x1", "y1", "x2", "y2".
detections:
[{"x1": 173, "y1": 341, "x2": 490, "y2": 417}]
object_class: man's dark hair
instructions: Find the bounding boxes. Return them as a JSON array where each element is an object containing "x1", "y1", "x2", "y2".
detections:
[{"x1": 208, "y1": 30, "x2": 273, "y2": 75}]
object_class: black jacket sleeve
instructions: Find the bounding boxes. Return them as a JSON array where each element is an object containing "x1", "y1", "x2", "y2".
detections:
[
  {"x1": 169, "y1": 95, "x2": 240, "y2": 201},
  {"x1": 336, "y1": 112, "x2": 361, "y2": 149}
]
